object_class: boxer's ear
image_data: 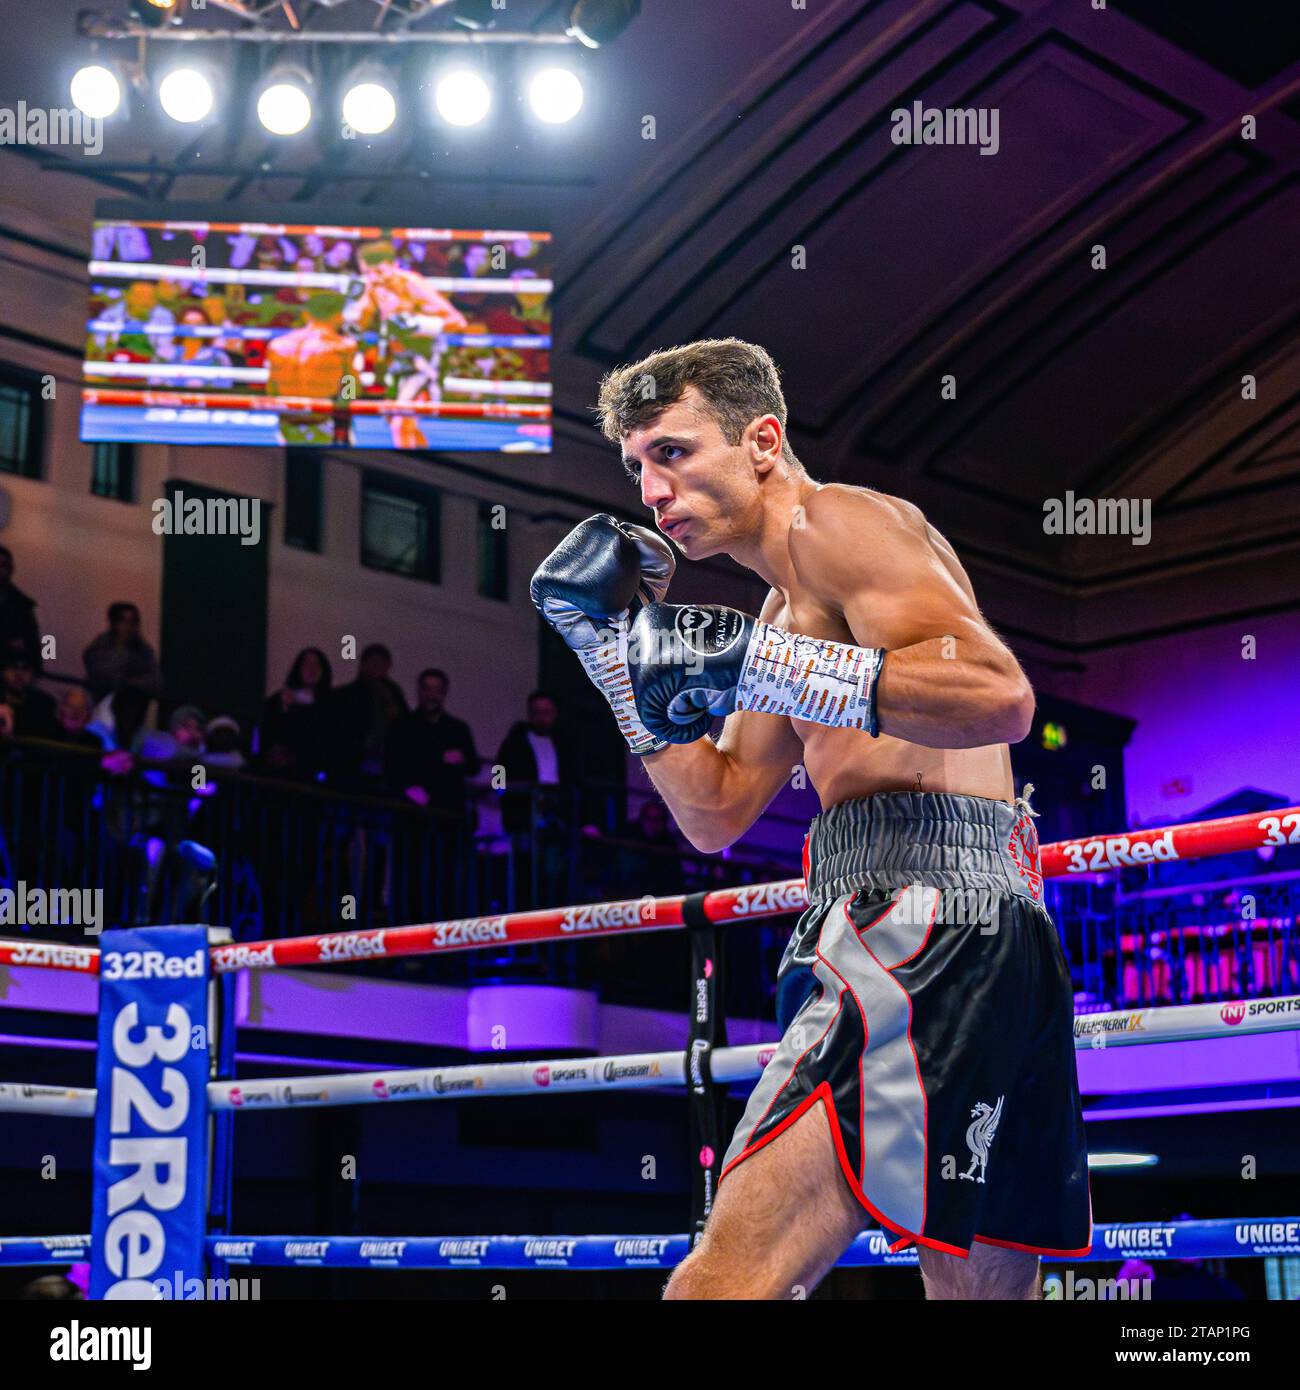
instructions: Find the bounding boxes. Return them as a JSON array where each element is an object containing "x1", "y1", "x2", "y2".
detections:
[{"x1": 747, "y1": 413, "x2": 785, "y2": 474}]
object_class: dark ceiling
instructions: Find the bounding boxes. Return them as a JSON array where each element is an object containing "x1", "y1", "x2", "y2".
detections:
[{"x1": 1, "y1": 0, "x2": 1299, "y2": 664}]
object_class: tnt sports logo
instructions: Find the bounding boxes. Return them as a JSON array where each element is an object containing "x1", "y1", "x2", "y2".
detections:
[
  {"x1": 534, "y1": 1066, "x2": 551, "y2": 1087},
  {"x1": 1220, "y1": 1003, "x2": 1247, "y2": 1026},
  {"x1": 674, "y1": 605, "x2": 746, "y2": 658}
]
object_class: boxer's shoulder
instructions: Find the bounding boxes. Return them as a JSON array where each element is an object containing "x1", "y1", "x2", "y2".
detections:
[{"x1": 789, "y1": 485, "x2": 930, "y2": 589}]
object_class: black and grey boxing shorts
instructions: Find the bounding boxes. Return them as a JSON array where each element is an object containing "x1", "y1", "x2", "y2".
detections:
[{"x1": 721, "y1": 791, "x2": 1092, "y2": 1259}]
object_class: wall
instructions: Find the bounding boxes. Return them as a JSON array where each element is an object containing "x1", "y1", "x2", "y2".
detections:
[
  {"x1": 0, "y1": 147, "x2": 763, "y2": 773},
  {"x1": 1038, "y1": 609, "x2": 1300, "y2": 826}
]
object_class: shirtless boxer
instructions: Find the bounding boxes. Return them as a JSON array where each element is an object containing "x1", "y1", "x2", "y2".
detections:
[
  {"x1": 531, "y1": 339, "x2": 1091, "y2": 1299},
  {"x1": 264, "y1": 292, "x2": 359, "y2": 445}
]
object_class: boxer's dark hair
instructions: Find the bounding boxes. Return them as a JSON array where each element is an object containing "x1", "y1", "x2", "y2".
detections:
[{"x1": 596, "y1": 338, "x2": 797, "y2": 471}]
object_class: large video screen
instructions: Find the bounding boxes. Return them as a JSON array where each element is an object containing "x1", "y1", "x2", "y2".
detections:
[{"x1": 82, "y1": 211, "x2": 552, "y2": 451}]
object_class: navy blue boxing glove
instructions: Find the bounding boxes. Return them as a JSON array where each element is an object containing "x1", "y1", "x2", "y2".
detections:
[
  {"x1": 628, "y1": 602, "x2": 884, "y2": 745},
  {"x1": 530, "y1": 515, "x2": 675, "y2": 754}
]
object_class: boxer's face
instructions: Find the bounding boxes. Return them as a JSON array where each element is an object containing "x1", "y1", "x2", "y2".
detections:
[{"x1": 625, "y1": 388, "x2": 764, "y2": 560}]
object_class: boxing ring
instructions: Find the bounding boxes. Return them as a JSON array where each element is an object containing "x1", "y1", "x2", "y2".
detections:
[{"x1": 2, "y1": 804, "x2": 1299, "y2": 1295}]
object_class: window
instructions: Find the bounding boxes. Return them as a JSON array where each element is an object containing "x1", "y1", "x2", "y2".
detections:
[
  {"x1": 477, "y1": 501, "x2": 508, "y2": 601},
  {"x1": 90, "y1": 441, "x2": 135, "y2": 501},
  {"x1": 284, "y1": 450, "x2": 323, "y2": 553},
  {"x1": 360, "y1": 469, "x2": 440, "y2": 582},
  {"x1": 0, "y1": 368, "x2": 44, "y2": 478}
]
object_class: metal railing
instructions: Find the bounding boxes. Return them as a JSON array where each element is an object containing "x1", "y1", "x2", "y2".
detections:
[{"x1": 0, "y1": 737, "x2": 798, "y2": 1011}]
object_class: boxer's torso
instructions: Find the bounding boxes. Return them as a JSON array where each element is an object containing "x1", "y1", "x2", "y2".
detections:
[{"x1": 760, "y1": 486, "x2": 1015, "y2": 810}]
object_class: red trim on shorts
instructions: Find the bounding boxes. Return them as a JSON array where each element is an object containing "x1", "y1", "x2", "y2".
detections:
[
  {"x1": 721, "y1": 1060, "x2": 954, "y2": 1258},
  {"x1": 885, "y1": 1231, "x2": 971, "y2": 1259},
  {"x1": 720, "y1": 1078, "x2": 927, "y2": 1250},
  {"x1": 722, "y1": 989, "x2": 847, "y2": 1167},
  {"x1": 973, "y1": 1233, "x2": 1094, "y2": 1258}
]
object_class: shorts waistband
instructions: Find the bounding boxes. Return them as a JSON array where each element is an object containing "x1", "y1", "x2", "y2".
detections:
[{"x1": 804, "y1": 791, "x2": 1044, "y2": 905}]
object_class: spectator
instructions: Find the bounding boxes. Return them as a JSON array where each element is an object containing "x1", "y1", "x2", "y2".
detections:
[
  {"x1": 135, "y1": 705, "x2": 205, "y2": 765},
  {"x1": 83, "y1": 602, "x2": 162, "y2": 700},
  {"x1": 258, "y1": 647, "x2": 333, "y2": 780},
  {"x1": 329, "y1": 643, "x2": 408, "y2": 790},
  {"x1": 0, "y1": 653, "x2": 57, "y2": 738},
  {"x1": 385, "y1": 669, "x2": 481, "y2": 821},
  {"x1": 87, "y1": 685, "x2": 156, "y2": 755},
  {"x1": 203, "y1": 715, "x2": 246, "y2": 770},
  {"x1": 494, "y1": 690, "x2": 578, "y2": 834},
  {"x1": 494, "y1": 691, "x2": 583, "y2": 906},
  {"x1": 0, "y1": 546, "x2": 41, "y2": 669},
  {"x1": 52, "y1": 686, "x2": 104, "y2": 750}
]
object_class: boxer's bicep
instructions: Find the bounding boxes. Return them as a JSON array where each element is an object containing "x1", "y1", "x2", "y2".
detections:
[{"x1": 842, "y1": 559, "x2": 987, "y2": 655}]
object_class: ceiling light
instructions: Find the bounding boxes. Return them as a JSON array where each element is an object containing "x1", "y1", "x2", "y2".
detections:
[
  {"x1": 257, "y1": 72, "x2": 313, "y2": 137},
  {"x1": 342, "y1": 79, "x2": 396, "y2": 136},
  {"x1": 435, "y1": 70, "x2": 491, "y2": 128},
  {"x1": 130, "y1": 0, "x2": 180, "y2": 28},
  {"x1": 528, "y1": 69, "x2": 584, "y2": 125},
  {"x1": 70, "y1": 64, "x2": 121, "y2": 119},
  {"x1": 159, "y1": 68, "x2": 215, "y2": 124}
]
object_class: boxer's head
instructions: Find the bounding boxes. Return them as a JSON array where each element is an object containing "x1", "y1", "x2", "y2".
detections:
[{"x1": 598, "y1": 338, "x2": 803, "y2": 560}]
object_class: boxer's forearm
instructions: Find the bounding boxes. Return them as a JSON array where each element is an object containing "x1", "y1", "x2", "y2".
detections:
[
  {"x1": 640, "y1": 733, "x2": 788, "y2": 855},
  {"x1": 876, "y1": 638, "x2": 1034, "y2": 748},
  {"x1": 640, "y1": 741, "x2": 743, "y2": 853}
]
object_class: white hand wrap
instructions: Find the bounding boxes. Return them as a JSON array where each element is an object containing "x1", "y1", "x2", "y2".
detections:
[
  {"x1": 577, "y1": 627, "x2": 668, "y2": 756},
  {"x1": 736, "y1": 623, "x2": 884, "y2": 734}
]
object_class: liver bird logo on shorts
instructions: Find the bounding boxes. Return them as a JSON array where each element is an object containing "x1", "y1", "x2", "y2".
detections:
[{"x1": 959, "y1": 1095, "x2": 1004, "y2": 1184}]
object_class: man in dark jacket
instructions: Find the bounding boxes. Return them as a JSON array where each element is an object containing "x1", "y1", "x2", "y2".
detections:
[
  {"x1": 494, "y1": 690, "x2": 580, "y2": 834},
  {"x1": 385, "y1": 668, "x2": 481, "y2": 822},
  {"x1": 82, "y1": 602, "x2": 162, "y2": 699},
  {"x1": 0, "y1": 653, "x2": 58, "y2": 738},
  {"x1": 328, "y1": 643, "x2": 408, "y2": 791},
  {"x1": 0, "y1": 547, "x2": 41, "y2": 669}
]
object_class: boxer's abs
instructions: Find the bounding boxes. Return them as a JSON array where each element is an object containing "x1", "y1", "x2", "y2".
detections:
[{"x1": 795, "y1": 721, "x2": 1015, "y2": 810}]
